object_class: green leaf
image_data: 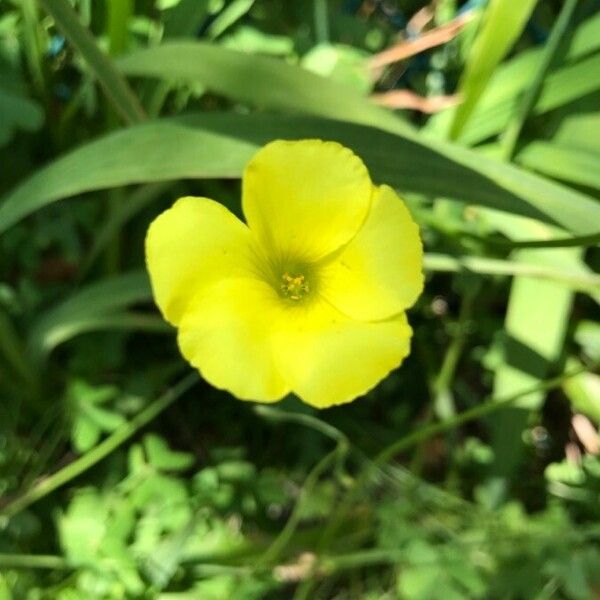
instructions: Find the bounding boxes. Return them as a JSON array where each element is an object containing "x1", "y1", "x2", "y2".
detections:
[
  {"x1": 0, "y1": 309, "x2": 33, "y2": 384},
  {"x1": 449, "y1": 0, "x2": 538, "y2": 138},
  {"x1": 27, "y1": 272, "x2": 159, "y2": 362},
  {"x1": 207, "y1": 0, "x2": 256, "y2": 39},
  {"x1": 515, "y1": 142, "x2": 600, "y2": 190},
  {"x1": 464, "y1": 53, "x2": 600, "y2": 145},
  {"x1": 58, "y1": 489, "x2": 108, "y2": 564},
  {"x1": 163, "y1": 0, "x2": 211, "y2": 39},
  {"x1": 38, "y1": 0, "x2": 145, "y2": 124},
  {"x1": 215, "y1": 460, "x2": 256, "y2": 483},
  {"x1": 0, "y1": 64, "x2": 44, "y2": 147},
  {"x1": 82, "y1": 402, "x2": 126, "y2": 433},
  {"x1": 117, "y1": 41, "x2": 406, "y2": 134},
  {"x1": 490, "y1": 217, "x2": 579, "y2": 477},
  {"x1": 427, "y1": 12, "x2": 600, "y2": 144},
  {"x1": 144, "y1": 434, "x2": 195, "y2": 472},
  {"x1": 68, "y1": 379, "x2": 124, "y2": 452},
  {"x1": 575, "y1": 320, "x2": 600, "y2": 361},
  {"x1": 499, "y1": 0, "x2": 579, "y2": 158},
  {"x1": 301, "y1": 43, "x2": 371, "y2": 93},
  {"x1": 563, "y1": 358, "x2": 600, "y2": 423},
  {"x1": 2, "y1": 114, "x2": 599, "y2": 237},
  {"x1": 0, "y1": 574, "x2": 11, "y2": 600},
  {"x1": 72, "y1": 414, "x2": 101, "y2": 453}
]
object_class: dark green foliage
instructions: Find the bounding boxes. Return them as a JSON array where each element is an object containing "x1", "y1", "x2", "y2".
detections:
[{"x1": 0, "y1": 0, "x2": 599, "y2": 598}]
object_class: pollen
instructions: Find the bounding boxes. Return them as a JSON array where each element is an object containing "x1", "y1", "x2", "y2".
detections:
[{"x1": 280, "y1": 272, "x2": 310, "y2": 301}]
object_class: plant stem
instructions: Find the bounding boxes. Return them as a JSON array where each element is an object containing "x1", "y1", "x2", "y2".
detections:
[
  {"x1": 259, "y1": 444, "x2": 346, "y2": 566},
  {"x1": 254, "y1": 405, "x2": 348, "y2": 445},
  {"x1": 433, "y1": 285, "x2": 478, "y2": 419},
  {"x1": 318, "y1": 363, "x2": 595, "y2": 551},
  {"x1": 423, "y1": 253, "x2": 600, "y2": 292},
  {"x1": 38, "y1": 0, "x2": 146, "y2": 124},
  {"x1": 0, "y1": 554, "x2": 69, "y2": 570},
  {"x1": 374, "y1": 364, "x2": 594, "y2": 465},
  {"x1": 314, "y1": 0, "x2": 330, "y2": 44},
  {"x1": 20, "y1": 0, "x2": 46, "y2": 98},
  {"x1": 0, "y1": 372, "x2": 199, "y2": 520}
]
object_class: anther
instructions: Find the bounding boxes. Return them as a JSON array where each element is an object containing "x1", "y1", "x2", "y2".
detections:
[{"x1": 280, "y1": 272, "x2": 310, "y2": 301}]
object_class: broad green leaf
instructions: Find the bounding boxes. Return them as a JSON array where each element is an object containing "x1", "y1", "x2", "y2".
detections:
[
  {"x1": 30, "y1": 312, "x2": 168, "y2": 363},
  {"x1": 449, "y1": 0, "x2": 538, "y2": 138},
  {"x1": 39, "y1": 0, "x2": 145, "y2": 124},
  {"x1": 1, "y1": 114, "x2": 599, "y2": 237},
  {"x1": 301, "y1": 43, "x2": 372, "y2": 93},
  {"x1": 27, "y1": 272, "x2": 161, "y2": 361},
  {"x1": 0, "y1": 574, "x2": 11, "y2": 600},
  {"x1": 117, "y1": 41, "x2": 408, "y2": 134},
  {"x1": 489, "y1": 215, "x2": 580, "y2": 477},
  {"x1": 553, "y1": 110, "x2": 600, "y2": 153},
  {"x1": 81, "y1": 181, "x2": 173, "y2": 275},
  {"x1": 515, "y1": 142, "x2": 600, "y2": 190}
]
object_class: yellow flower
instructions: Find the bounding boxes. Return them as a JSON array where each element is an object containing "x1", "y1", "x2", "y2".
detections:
[{"x1": 145, "y1": 140, "x2": 423, "y2": 408}]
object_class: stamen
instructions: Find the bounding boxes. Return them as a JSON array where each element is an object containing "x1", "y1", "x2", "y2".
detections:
[{"x1": 280, "y1": 272, "x2": 310, "y2": 301}]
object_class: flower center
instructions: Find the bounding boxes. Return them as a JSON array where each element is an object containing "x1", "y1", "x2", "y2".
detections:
[{"x1": 280, "y1": 272, "x2": 310, "y2": 301}]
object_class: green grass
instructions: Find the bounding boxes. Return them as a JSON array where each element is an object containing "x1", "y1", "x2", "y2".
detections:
[{"x1": 0, "y1": 1, "x2": 599, "y2": 598}]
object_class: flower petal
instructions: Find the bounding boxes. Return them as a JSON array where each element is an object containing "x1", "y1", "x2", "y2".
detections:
[
  {"x1": 242, "y1": 140, "x2": 373, "y2": 262},
  {"x1": 320, "y1": 185, "x2": 423, "y2": 321},
  {"x1": 178, "y1": 277, "x2": 290, "y2": 402},
  {"x1": 145, "y1": 197, "x2": 258, "y2": 326},
  {"x1": 273, "y1": 300, "x2": 412, "y2": 408}
]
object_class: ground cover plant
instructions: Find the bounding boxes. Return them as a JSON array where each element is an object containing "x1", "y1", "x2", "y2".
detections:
[{"x1": 0, "y1": 0, "x2": 599, "y2": 598}]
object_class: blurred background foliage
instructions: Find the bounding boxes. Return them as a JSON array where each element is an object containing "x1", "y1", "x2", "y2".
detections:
[{"x1": 0, "y1": 0, "x2": 599, "y2": 598}]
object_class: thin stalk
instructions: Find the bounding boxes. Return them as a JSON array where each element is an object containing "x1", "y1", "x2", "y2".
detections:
[
  {"x1": 314, "y1": 0, "x2": 330, "y2": 44},
  {"x1": 0, "y1": 554, "x2": 69, "y2": 570},
  {"x1": 38, "y1": 0, "x2": 146, "y2": 124},
  {"x1": 259, "y1": 444, "x2": 346, "y2": 567},
  {"x1": 103, "y1": 0, "x2": 135, "y2": 271},
  {"x1": 375, "y1": 364, "x2": 595, "y2": 467},
  {"x1": 414, "y1": 208, "x2": 600, "y2": 249},
  {"x1": 20, "y1": 0, "x2": 46, "y2": 97},
  {"x1": 500, "y1": 0, "x2": 579, "y2": 160},
  {"x1": 0, "y1": 372, "x2": 199, "y2": 520},
  {"x1": 106, "y1": 0, "x2": 133, "y2": 56},
  {"x1": 433, "y1": 285, "x2": 478, "y2": 419},
  {"x1": 254, "y1": 405, "x2": 348, "y2": 445},
  {"x1": 318, "y1": 363, "x2": 595, "y2": 551},
  {"x1": 423, "y1": 253, "x2": 600, "y2": 292}
]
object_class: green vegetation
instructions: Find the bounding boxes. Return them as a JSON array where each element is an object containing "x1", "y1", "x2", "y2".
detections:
[{"x1": 1, "y1": 0, "x2": 599, "y2": 598}]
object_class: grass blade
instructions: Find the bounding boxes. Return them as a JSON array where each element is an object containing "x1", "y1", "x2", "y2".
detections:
[
  {"x1": 515, "y1": 141, "x2": 600, "y2": 189},
  {"x1": 1, "y1": 114, "x2": 599, "y2": 236},
  {"x1": 449, "y1": 0, "x2": 538, "y2": 138},
  {"x1": 499, "y1": 0, "x2": 579, "y2": 158},
  {"x1": 38, "y1": 0, "x2": 145, "y2": 124},
  {"x1": 117, "y1": 41, "x2": 408, "y2": 134},
  {"x1": 28, "y1": 272, "x2": 153, "y2": 362}
]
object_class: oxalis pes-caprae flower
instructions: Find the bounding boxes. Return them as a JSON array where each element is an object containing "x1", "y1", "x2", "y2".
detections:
[{"x1": 145, "y1": 140, "x2": 423, "y2": 408}]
